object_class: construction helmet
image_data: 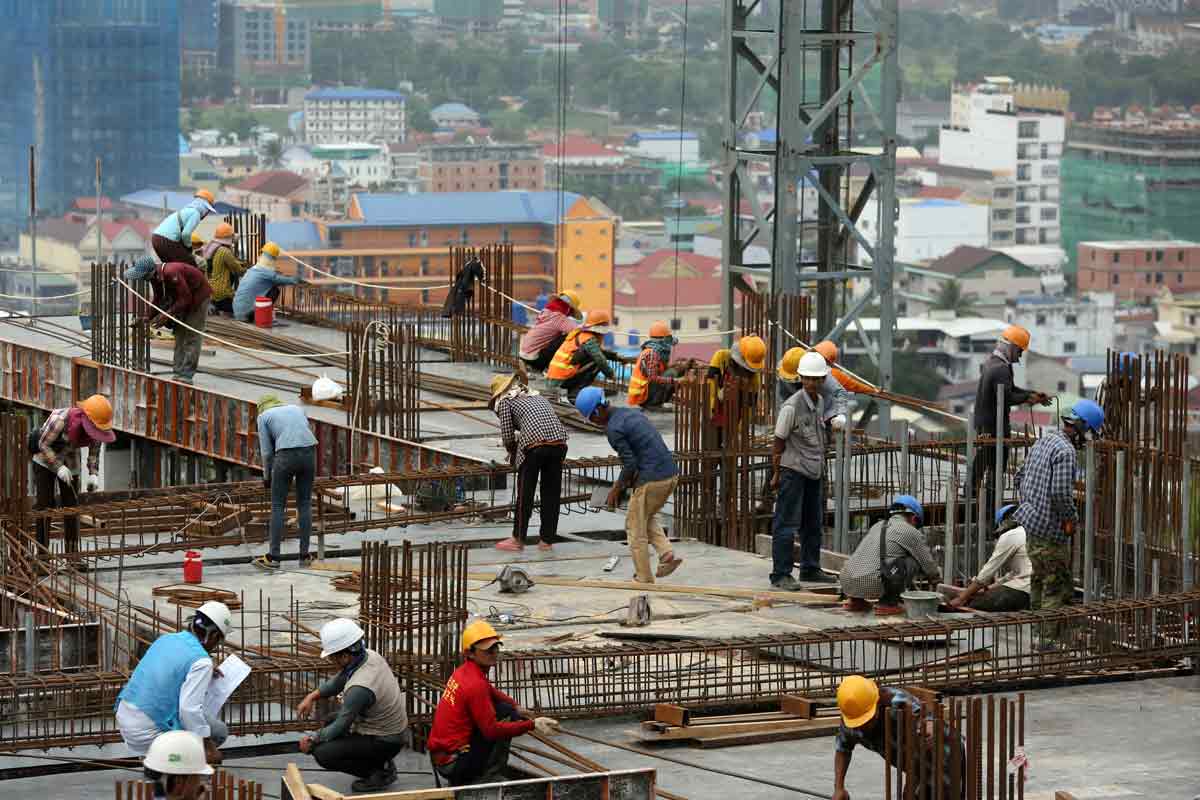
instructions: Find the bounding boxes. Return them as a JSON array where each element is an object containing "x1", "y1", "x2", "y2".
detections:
[
  {"x1": 214, "y1": 222, "x2": 235, "y2": 240},
  {"x1": 195, "y1": 601, "x2": 233, "y2": 638},
  {"x1": 319, "y1": 618, "x2": 365, "y2": 658},
  {"x1": 558, "y1": 290, "x2": 582, "y2": 312},
  {"x1": 797, "y1": 351, "x2": 830, "y2": 378},
  {"x1": 814, "y1": 340, "x2": 839, "y2": 365},
  {"x1": 261, "y1": 242, "x2": 281, "y2": 259},
  {"x1": 1000, "y1": 325, "x2": 1031, "y2": 351},
  {"x1": 1064, "y1": 399, "x2": 1105, "y2": 434},
  {"x1": 837, "y1": 675, "x2": 880, "y2": 729},
  {"x1": 995, "y1": 503, "x2": 1018, "y2": 526},
  {"x1": 194, "y1": 189, "x2": 216, "y2": 205},
  {"x1": 143, "y1": 731, "x2": 213, "y2": 777},
  {"x1": 574, "y1": 386, "x2": 607, "y2": 421},
  {"x1": 584, "y1": 309, "x2": 612, "y2": 330},
  {"x1": 462, "y1": 619, "x2": 502, "y2": 652},
  {"x1": 732, "y1": 335, "x2": 766, "y2": 373},
  {"x1": 649, "y1": 320, "x2": 672, "y2": 339},
  {"x1": 778, "y1": 347, "x2": 805, "y2": 381},
  {"x1": 190, "y1": 231, "x2": 205, "y2": 246},
  {"x1": 891, "y1": 494, "x2": 924, "y2": 526},
  {"x1": 76, "y1": 394, "x2": 115, "y2": 434}
]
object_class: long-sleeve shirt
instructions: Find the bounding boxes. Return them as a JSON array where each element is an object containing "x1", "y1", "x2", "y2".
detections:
[
  {"x1": 32, "y1": 407, "x2": 101, "y2": 476},
  {"x1": 427, "y1": 660, "x2": 533, "y2": 758},
  {"x1": 839, "y1": 515, "x2": 940, "y2": 600},
  {"x1": 606, "y1": 407, "x2": 677, "y2": 487},
  {"x1": 495, "y1": 393, "x2": 569, "y2": 470},
  {"x1": 974, "y1": 526, "x2": 1031, "y2": 594},
  {"x1": 311, "y1": 668, "x2": 407, "y2": 746},
  {"x1": 973, "y1": 353, "x2": 1033, "y2": 439},
  {"x1": 578, "y1": 333, "x2": 615, "y2": 379},
  {"x1": 153, "y1": 200, "x2": 210, "y2": 243},
  {"x1": 257, "y1": 405, "x2": 318, "y2": 474},
  {"x1": 519, "y1": 309, "x2": 577, "y2": 358},
  {"x1": 208, "y1": 245, "x2": 246, "y2": 303},
  {"x1": 637, "y1": 349, "x2": 674, "y2": 387},
  {"x1": 1012, "y1": 428, "x2": 1077, "y2": 543},
  {"x1": 232, "y1": 266, "x2": 299, "y2": 320},
  {"x1": 158, "y1": 262, "x2": 212, "y2": 317},
  {"x1": 115, "y1": 658, "x2": 213, "y2": 754}
]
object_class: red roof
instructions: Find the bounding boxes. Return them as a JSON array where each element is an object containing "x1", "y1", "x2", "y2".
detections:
[
  {"x1": 232, "y1": 170, "x2": 309, "y2": 197},
  {"x1": 614, "y1": 250, "x2": 723, "y2": 308},
  {"x1": 72, "y1": 197, "x2": 115, "y2": 211},
  {"x1": 916, "y1": 186, "x2": 965, "y2": 200},
  {"x1": 541, "y1": 135, "x2": 621, "y2": 160},
  {"x1": 102, "y1": 220, "x2": 153, "y2": 242}
]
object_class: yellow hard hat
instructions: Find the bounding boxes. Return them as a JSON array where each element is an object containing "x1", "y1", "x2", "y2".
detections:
[
  {"x1": 733, "y1": 335, "x2": 766, "y2": 372},
  {"x1": 837, "y1": 675, "x2": 880, "y2": 729},
  {"x1": 261, "y1": 242, "x2": 281, "y2": 259},
  {"x1": 462, "y1": 620, "x2": 501, "y2": 652},
  {"x1": 558, "y1": 290, "x2": 581, "y2": 310},
  {"x1": 778, "y1": 347, "x2": 805, "y2": 381},
  {"x1": 191, "y1": 231, "x2": 204, "y2": 246}
]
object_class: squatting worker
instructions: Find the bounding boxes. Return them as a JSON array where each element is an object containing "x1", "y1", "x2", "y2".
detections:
[
  {"x1": 152, "y1": 190, "x2": 217, "y2": 267},
  {"x1": 142, "y1": 731, "x2": 213, "y2": 800},
  {"x1": 839, "y1": 496, "x2": 940, "y2": 616},
  {"x1": 546, "y1": 309, "x2": 621, "y2": 401},
  {"x1": 518, "y1": 290, "x2": 581, "y2": 373},
  {"x1": 232, "y1": 242, "x2": 301, "y2": 323},
  {"x1": 296, "y1": 619, "x2": 410, "y2": 794},
  {"x1": 775, "y1": 342, "x2": 849, "y2": 429},
  {"x1": 202, "y1": 222, "x2": 245, "y2": 315},
  {"x1": 489, "y1": 373, "x2": 569, "y2": 553},
  {"x1": 576, "y1": 387, "x2": 683, "y2": 584},
  {"x1": 833, "y1": 675, "x2": 964, "y2": 800},
  {"x1": 30, "y1": 394, "x2": 116, "y2": 566},
  {"x1": 252, "y1": 395, "x2": 318, "y2": 571},
  {"x1": 125, "y1": 256, "x2": 212, "y2": 385},
  {"x1": 946, "y1": 504, "x2": 1031, "y2": 612},
  {"x1": 428, "y1": 621, "x2": 561, "y2": 786},
  {"x1": 628, "y1": 321, "x2": 688, "y2": 411},
  {"x1": 115, "y1": 601, "x2": 234, "y2": 763}
]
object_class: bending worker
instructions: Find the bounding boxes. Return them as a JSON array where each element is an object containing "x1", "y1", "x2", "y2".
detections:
[
  {"x1": 253, "y1": 395, "x2": 317, "y2": 571},
  {"x1": 428, "y1": 621, "x2": 560, "y2": 786},
  {"x1": 776, "y1": 341, "x2": 849, "y2": 431},
  {"x1": 297, "y1": 619, "x2": 410, "y2": 794},
  {"x1": 152, "y1": 190, "x2": 216, "y2": 266},
  {"x1": 125, "y1": 256, "x2": 212, "y2": 385},
  {"x1": 706, "y1": 335, "x2": 765, "y2": 441},
  {"x1": 232, "y1": 242, "x2": 300, "y2": 323},
  {"x1": 518, "y1": 290, "x2": 581, "y2": 373},
  {"x1": 115, "y1": 601, "x2": 234, "y2": 763},
  {"x1": 839, "y1": 496, "x2": 940, "y2": 616},
  {"x1": 202, "y1": 222, "x2": 245, "y2": 315},
  {"x1": 546, "y1": 309, "x2": 620, "y2": 401},
  {"x1": 946, "y1": 503, "x2": 1031, "y2": 612},
  {"x1": 142, "y1": 731, "x2": 214, "y2": 800},
  {"x1": 628, "y1": 321, "x2": 689, "y2": 410}
]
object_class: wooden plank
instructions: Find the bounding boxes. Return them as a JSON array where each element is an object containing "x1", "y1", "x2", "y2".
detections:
[
  {"x1": 305, "y1": 786, "x2": 344, "y2": 800},
  {"x1": 780, "y1": 695, "x2": 817, "y2": 719},
  {"x1": 636, "y1": 717, "x2": 840, "y2": 741},
  {"x1": 696, "y1": 720, "x2": 841, "y2": 748},
  {"x1": 653, "y1": 704, "x2": 690, "y2": 727},
  {"x1": 1053, "y1": 794, "x2": 1078, "y2": 800},
  {"x1": 282, "y1": 765, "x2": 312, "y2": 800}
]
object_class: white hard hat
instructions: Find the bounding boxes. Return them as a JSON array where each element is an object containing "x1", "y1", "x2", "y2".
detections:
[
  {"x1": 196, "y1": 601, "x2": 233, "y2": 638},
  {"x1": 143, "y1": 730, "x2": 214, "y2": 776},
  {"x1": 320, "y1": 618, "x2": 365, "y2": 658},
  {"x1": 797, "y1": 351, "x2": 830, "y2": 378}
]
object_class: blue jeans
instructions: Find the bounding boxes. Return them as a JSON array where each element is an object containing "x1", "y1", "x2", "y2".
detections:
[
  {"x1": 269, "y1": 445, "x2": 315, "y2": 560},
  {"x1": 770, "y1": 468, "x2": 822, "y2": 581}
]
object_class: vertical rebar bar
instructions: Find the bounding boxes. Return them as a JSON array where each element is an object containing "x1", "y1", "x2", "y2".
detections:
[{"x1": 1084, "y1": 441, "x2": 1096, "y2": 602}]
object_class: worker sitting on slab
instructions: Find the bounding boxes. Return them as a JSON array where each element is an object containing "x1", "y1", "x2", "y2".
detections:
[
  {"x1": 490, "y1": 373, "x2": 569, "y2": 552},
  {"x1": 706, "y1": 335, "x2": 765, "y2": 442},
  {"x1": 142, "y1": 731, "x2": 214, "y2": 800},
  {"x1": 628, "y1": 321, "x2": 689, "y2": 410},
  {"x1": 29, "y1": 393, "x2": 116, "y2": 568},
  {"x1": 832, "y1": 675, "x2": 963, "y2": 800},
  {"x1": 769, "y1": 351, "x2": 837, "y2": 591},
  {"x1": 202, "y1": 222, "x2": 245, "y2": 316},
  {"x1": 428, "y1": 621, "x2": 561, "y2": 786},
  {"x1": 945, "y1": 504, "x2": 1031, "y2": 612},
  {"x1": 546, "y1": 309, "x2": 620, "y2": 401},
  {"x1": 518, "y1": 290, "x2": 581, "y2": 373},
  {"x1": 576, "y1": 387, "x2": 684, "y2": 584},
  {"x1": 190, "y1": 231, "x2": 207, "y2": 269},
  {"x1": 125, "y1": 256, "x2": 212, "y2": 385},
  {"x1": 839, "y1": 496, "x2": 941, "y2": 615},
  {"x1": 776, "y1": 342, "x2": 849, "y2": 430},
  {"x1": 115, "y1": 601, "x2": 234, "y2": 763},
  {"x1": 252, "y1": 394, "x2": 318, "y2": 571},
  {"x1": 152, "y1": 189, "x2": 217, "y2": 267},
  {"x1": 297, "y1": 619, "x2": 411, "y2": 793},
  {"x1": 232, "y1": 242, "x2": 301, "y2": 323}
]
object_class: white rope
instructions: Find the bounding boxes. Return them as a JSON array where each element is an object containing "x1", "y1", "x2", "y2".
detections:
[
  {"x1": 281, "y1": 250, "x2": 453, "y2": 292},
  {"x1": 0, "y1": 288, "x2": 90, "y2": 301}
]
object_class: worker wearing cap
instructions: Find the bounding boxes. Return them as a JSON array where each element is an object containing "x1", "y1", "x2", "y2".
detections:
[
  {"x1": 706, "y1": 335, "x2": 765, "y2": 435},
  {"x1": 769, "y1": 352, "x2": 837, "y2": 591},
  {"x1": 125, "y1": 256, "x2": 212, "y2": 384},
  {"x1": 116, "y1": 601, "x2": 234, "y2": 763},
  {"x1": 429, "y1": 621, "x2": 561, "y2": 786},
  {"x1": 546, "y1": 309, "x2": 620, "y2": 401},
  {"x1": 776, "y1": 342, "x2": 849, "y2": 429},
  {"x1": 232, "y1": 242, "x2": 301, "y2": 323},
  {"x1": 839, "y1": 496, "x2": 941, "y2": 615},
  {"x1": 202, "y1": 222, "x2": 245, "y2": 315},
  {"x1": 253, "y1": 395, "x2": 318, "y2": 571},
  {"x1": 30, "y1": 394, "x2": 117, "y2": 566},
  {"x1": 296, "y1": 619, "x2": 410, "y2": 793},
  {"x1": 628, "y1": 321, "x2": 690, "y2": 410},
  {"x1": 518, "y1": 291, "x2": 581, "y2": 373},
  {"x1": 142, "y1": 731, "x2": 214, "y2": 800},
  {"x1": 946, "y1": 503, "x2": 1031, "y2": 612},
  {"x1": 576, "y1": 387, "x2": 684, "y2": 583},
  {"x1": 152, "y1": 190, "x2": 217, "y2": 267}
]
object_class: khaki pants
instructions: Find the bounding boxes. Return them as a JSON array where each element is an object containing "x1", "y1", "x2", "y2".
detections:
[{"x1": 627, "y1": 476, "x2": 678, "y2": 582}]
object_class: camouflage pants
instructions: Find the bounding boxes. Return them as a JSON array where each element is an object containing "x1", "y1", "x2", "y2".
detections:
[{"x1": 1029, "y1": 536, "x2": 1073, "y2": 641}]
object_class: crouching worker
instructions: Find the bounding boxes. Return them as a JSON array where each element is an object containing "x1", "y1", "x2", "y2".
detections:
[
  {"x1": 142, "y1": 731, "x2": 213, "y2": 800},
  {"x1": 839, "y1": 496, "x2": 941, "y2": 616},
  {"x1": 296, "y1": 619, "x2": 410, "y2": 793},
  {"x1": 428, "y1": 621, "x2": 561, "y2": 786},
  {"x1": 232, "y1": 243, "x2": 300, "y2": 323},
  {"x1": 945, "y1": 504, "x2": 1031, "y2": 612},
  {"x1": 628, "y1": 321, "x2": 684, "y2": 410},
  {"x1": 518, "y1": 290, "x2": 581, "y2": 373},
  {"x1": 546, "y1": 310, "x2": 618, "y2": 401}
]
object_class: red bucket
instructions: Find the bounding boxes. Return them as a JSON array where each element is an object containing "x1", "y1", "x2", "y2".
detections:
[
  {"x1": 254, "y1": 296, "x2": 274, "y2": 328},
  {"x1": 183, "y1": 550, "x2": 203, "y2": 584}
]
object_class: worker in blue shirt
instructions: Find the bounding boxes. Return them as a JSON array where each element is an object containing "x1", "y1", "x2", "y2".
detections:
[
  {"x1": 233, "y1": 243, "x2": 302, "y2": 322},
  {"x1": 253, "y1": 394, "x2": 318, "y2": 570},
  {"x1": 152, "y1": 190, "x2": 217, "y2": 267}
]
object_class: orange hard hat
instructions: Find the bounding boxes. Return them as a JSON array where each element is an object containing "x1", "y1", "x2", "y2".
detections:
[
  {"x1": 814, "y1": 340, "x2": 839, "y2": 365},
  {"x1": 194, "y1": 189, "x2": 216, "y2": 205},
  {"x1": 214, "y1": 222, "x2": 234, "y2": 239},
  {"x1": 648, "y1": 320, "x2": 671, "y2": 338},
  {"x1": 1001, "y1": 325, "x2": 1031, "y2": 351},
  {"x1": 76, "y1": 394, "x2": 116, "y2": 443},
  {"x1": 733, "y1": 335, "x2": 766, "y2": 372},
  {"x1": 585, "y1": 309, "x2": 612, "y2": 329}
]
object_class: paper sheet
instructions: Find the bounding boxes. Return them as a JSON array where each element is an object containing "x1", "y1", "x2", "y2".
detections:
[{"x1": 204, "y1": 654, "x2": 251, "y2": 718}]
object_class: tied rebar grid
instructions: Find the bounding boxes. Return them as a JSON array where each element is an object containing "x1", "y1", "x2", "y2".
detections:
[
  {"x1": 740, "y1": 290, "x2": 812, "y2": 423},
  {"x1": 346, "y1": 313, "x2": 420, "y2": 444},
  {"x1": 226, "y1": 211, "x2": 267, "y2": 265},
  {"x1": 88, "y1": 262, "x2": 149, "y2": 372},
  {"x1": 117, "y1": 768, "x2": 264, "y2": 800},
  {"x1": 448, "y1": 244, "x2": 518, "y2": 368}
]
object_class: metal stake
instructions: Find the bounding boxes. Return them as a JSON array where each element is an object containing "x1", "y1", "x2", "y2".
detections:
[
  {"x1": 1114, "y1": 450, "x2": 1125, "y2": 598},
  {"x1": 945, "y1": 473, "x2": 957, "y2": 583},
  {"x1": 1182, "y1": 458, "x2": 1192, "y2": 591},
  {"x1": 1083, "y1": 441, "x2": 1095, "y2": 602},
  {"x1": 994, "y1": 383, "x2": 1005, "y2": 521}
]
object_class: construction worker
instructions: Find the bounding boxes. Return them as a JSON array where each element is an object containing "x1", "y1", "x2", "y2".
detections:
[
  {"x1": 628, "y1": 321, "x2": 686, "y2": 410},
  {"x1": 769, "y1": 351, "x2": 837, "y2": 590},
  {"x1": 296, "y1": 619, "x2": 411, "y2": 793},
  {"x1": 252, "y1": 395, "x2": 318, "y2": 571},
  {"x1": 125, "y1": 256, "x2": 212, "y2": 384},
  {"x1": 946, "y1": 503, "x2": 1031, "y2": 612},
  {"x1": 776, "y1": 342, "x2": 849, "y2": 428},
  {"x1": 839, "y1": 496, "x2": 941, "y2": 615},
  {"x1": 832, "y1": 675, "x2": 963, "y2": 800},
  {"x1": 1011, "y1": 399, "x2": 1103, "y2": 643},
  {"x1": 30, "y1": 394, "x2": 116, "y2": 566},
  {"x1": 576, "y1": 387, "x2": 684, "y2": 583},
  {"x1": 428, "y1": 621, "x2": 561, "y2": 786},
  {"x1": 142, "y1": 731, "x2": 214, "y2": 800},
  {"x1": 546, "y1": 309, "x2": 618, "y2": 401},
  {"x1": 232, "y1": 242, "x2": 300, "y2": 323},
  {"x1": 518, "y1": 290, "x2": 581, "y2": 373},
  {"x1": 202, "y1": 222, "x2": 245, "y2": 315},
  {"x1": 490, "y1": 373, "x2": 569, "y2": 552},
  {"x1": 152, "y1": 189, "x2": 217, "y2": 267},
  {"x1": 706, "y1": 335, "x2": 765, "y2": 432},
  {"x1": 190, "y1": 231, "x2": 206, "y2": 269},
  {"x1": 115, "y1": 601, "x2": 234, "y2": 763}
]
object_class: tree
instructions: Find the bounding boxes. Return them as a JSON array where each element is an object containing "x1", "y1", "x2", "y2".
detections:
[
  {"x1": 853, "y1": 352, "x2": 948, "y2": 403},
  {"x1": 931, "y1": 280, "x2": 975, "y2": 316},
  {"x1": 406, "y1": 97, "x2": 435, "y2": 134},
  {"x1": 490, "y1": 111, "x2": 530, "y2": 143},
  {"x1": 521, "y1": 86, "x2": 557, "y2": 123},
  {"x1": 262, "y1": 139, "x2": 284, "y2": 168}
]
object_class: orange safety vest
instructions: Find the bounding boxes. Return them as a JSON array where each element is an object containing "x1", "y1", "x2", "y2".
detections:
[
  {"x1": 627, "y1": 350, "x2": 652, "y2": 406},
  {"x1": 547, "y1": 329, "x2": 598, "y2": 381}
]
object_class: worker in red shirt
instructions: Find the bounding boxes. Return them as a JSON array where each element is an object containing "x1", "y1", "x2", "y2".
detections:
[{"x1": 428, "y1": 621, "x2": 560, "y2": 786}]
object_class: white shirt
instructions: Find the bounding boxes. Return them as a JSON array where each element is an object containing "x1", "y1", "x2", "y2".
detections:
[
  {"x1": 974, "y1": 526, "x2": 1032, "y2": 595},
  {"x1": 115, "y1": 657, "x2": 213, "y2": 755}
]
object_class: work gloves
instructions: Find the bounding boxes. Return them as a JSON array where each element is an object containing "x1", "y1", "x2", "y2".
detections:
[
  {"x1": 830, "y1": 414, "x2": 847, "y2": 431},
  {"x1": 533, "y1": 717, "x2": 561, "y2": 735},
  {"x1": 85, "y1": 473, "x2": 100, "y2": 493},
  {"x1": 56, "y1": 465, "x2": 72, "y2": 485}
]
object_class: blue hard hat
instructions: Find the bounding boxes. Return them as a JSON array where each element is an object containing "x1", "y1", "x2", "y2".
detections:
[
  {"x1": 891, "y1": 494, "x2": 924, "y2": 526},
  {"x1": 1064, "y1": 399, "x2": 1104, "y2": 433},
  {"x1": 995, "y1": 503, "x2": 1018, "y2": 526},
  {"x1": 574, "y1": 386, "x2": 606, "y2": 420}
]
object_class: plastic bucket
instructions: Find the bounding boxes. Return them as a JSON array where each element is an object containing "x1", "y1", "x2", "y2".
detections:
[
  {"x1": 254, "y1": 296, "x2": 274, "y2": 328},
  {"x1": 901, "y1": 590, "x2": 940, "y2": 619},
  {"x1": 183, "y1": 550, "x2": 203, "y2": 584}
]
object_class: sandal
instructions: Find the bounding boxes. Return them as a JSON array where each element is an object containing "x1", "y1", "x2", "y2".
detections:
[
  {"x1": 252, "y1": 554, "x2": 281, "y2": 570},
  {"x1": 655, "y1": 554, "x2": 683, "y2": 578},
  {"x1": 537, "y1": 541, "x2": 554, "y2": 551},
  {"x1": 495, "y1": 538, "x2": 524, "y2": 552}
]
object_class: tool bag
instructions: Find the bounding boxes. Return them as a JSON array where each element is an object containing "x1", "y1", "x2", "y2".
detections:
[{"x1": 878, "y1": 518, "x2": 909, "y2": 600}]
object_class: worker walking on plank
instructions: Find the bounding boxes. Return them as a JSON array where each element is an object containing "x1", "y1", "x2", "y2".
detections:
[
  {"x1": 1011, "y1": 399, "x2": 1103, "y2": 644},
  {"x1": 769, "y1": 351, "x2": 837, "y2": 590},
  {"x1": 839, "y1": 496, "x2": 941, "y2": 615},
  {"x1": 142, "y1": 731, "x2": 214, "y2": 800},
  {"x1": 776, "y1": 342, "x2": 849, "y2": 430},
  {"x1": 628, "y1": 321, "x2": 688, "y2": 410},
  {"x1": 152, "y1": 189, "x2": 217, "y2": 267},
  {"x1": 518, "y1": 290, "x2": 581, "y2": 373},
  {"x1": 832, "y1": 675, "x2": 964, "y2": 800},
  {"x1": 29, "y1": 394, "x2": 116, "y2": 567},
  {"x1": 252, "y1": 394, "x2": 318, "y2": 571},
  {"x1": 946, "y1": 504, "x2": 1031, "y2": 612},
  {"x1": 202, "y1": 222, "x2": 245, "y2": 315},
  {"x1": 428, "y1": 621, "x2": 561, "y2": 786},
  {"x1": 125, "y1": 256, "x2": 212, "y2": 384},
  {"x1": 115, "y1": 601, "x2": 234, "y2": 763},
  {"x1": 576, "y1": 387, "x2": 684, "y2": 583},
  {"x1": 490, "y1": 373, "x2": 569, "y2": 552},
  {"x1": 296, "y1": 619, "x2": 410, "y2": 793},
  {"x1": 232, "y1": 242, "x2": 300, "y2": 323},
  {"x1": 546, "y1": 309, "x2": 620, "y2": 401}
]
